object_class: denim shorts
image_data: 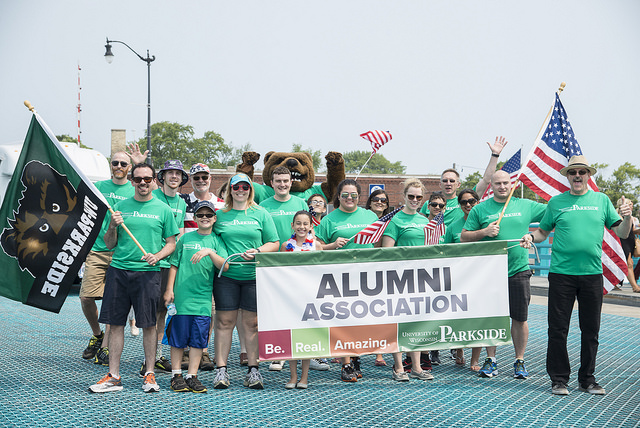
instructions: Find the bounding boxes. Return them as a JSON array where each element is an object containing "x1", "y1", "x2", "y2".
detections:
[{"x1": 213, "y1": 276, "x2": 257, "y2": 312}]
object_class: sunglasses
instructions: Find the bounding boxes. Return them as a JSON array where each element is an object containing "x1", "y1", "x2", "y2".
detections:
[
  {"x1": 192, "y1": 175, "x2": 209, "y2": 181},
  {"x1": 407, "y1": 195, "x2": 423, "y2": 201},
  {"x1": 429, "y1": 202, "x2": 445, "y2": 208},
  {"x1": 441, "y1": 179, "x2": 457, "y2": 183},
  {"x1": 111, "y1": 160, "x2": 129, "y2": 167},
  {"x1": 310, "y1": 200, "x2": 325, "y2": 206},
  {"x1": 195, "y1": 213, "x2": 215, "y2": 218},
  {"x1": 132, "y1": 176, "x2": 154, "y2": 184},
  {"x1": 372, "y1": 197, "x2": 388, "y2": 203},
  {"x1": 460, "y1": 198, "x2": 477, "y2": 205},
  {"x1": 340, "y1": 192, "x2": 359, "y2": 199},
  {"x1": 567, "y1": 169, "x2": 588, "y2": 176},
  {"x1": 232, "y1": 183, "x2": 250, "y2": 191}
]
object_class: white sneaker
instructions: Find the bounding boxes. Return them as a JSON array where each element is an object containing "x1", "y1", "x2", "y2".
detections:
[
  {"x1": 309, "y1": 358, "x2": 330, "y2": 371},
  {"x1": 269, "y1": 361, "x2": 285, "y2": 371},
  {"x1": 142, "y1": 372, "x2": 160, "y2": 393},
  {"x1": 89, "y1": 373, "x2": 123, "y2": 393}
]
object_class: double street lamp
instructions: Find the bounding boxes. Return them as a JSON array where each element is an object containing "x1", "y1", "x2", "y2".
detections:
[{"x1": 104, "y1": 37, "x2": 155, "y2": 165}]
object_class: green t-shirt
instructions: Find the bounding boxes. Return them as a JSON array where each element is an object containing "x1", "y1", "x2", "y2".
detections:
[
  {"x1": 315, "y1": 207, "x2": 378, "y2": 250},
  {"x1": 443, "y1": 215, "x2": 465, "y2": 244},
  {"x1": 214, "y1": 206, "x2": 279, "y2": 280},
  {"x1": 152, "y1": 189, "x2": 187, "y2": 268},
  {"x1": 463, "y1": 197, "x2": 546, "y2": 276},
  {"x1": 91, "y1": 180, "x2": 135, "y2": 252},
  {"x1": 110, "y1": 197, "x2": 180, "y2": 271},
  {"x1": 382, "y1": 210, "x2": 432, "y2": 247},
  {"x1": 259, "y1": 195, "x2": 309, "y2": 244},
  {"x1": 420, "y1": 197, "x2": 463, "y2": 227},
  {"x1": 539, "y1": 190, "x2": 621, "y2": 275},
  {"x1": 253, "y1": 183, "x2": 324, "y2": 204},
  {"x1": 169, "y1": 231, "x2": 227, "y2": 316}
]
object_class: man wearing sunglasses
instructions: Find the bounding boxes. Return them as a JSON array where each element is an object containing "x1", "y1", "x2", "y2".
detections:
[
  {"x1": 420, "y1": 136, "x2": 508, "y2": 227},
  {"x1": 90, "y1": 163, "x2": 179, "y2": 393},
  {"x1": 462, "y1": 170, "x2": 546, "y2": 381},
  {"x1": 79, "y1": 151, "x2": 135, "y2": 367},
  {"x1": 521, "y1": 155, "x2": 633, "y2": 396}
]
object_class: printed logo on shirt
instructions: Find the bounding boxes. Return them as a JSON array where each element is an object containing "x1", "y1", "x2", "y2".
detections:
[
  {"x1": 335, "y1": 223, "x2": 370, "y2": 231},
  {"x1": 220, "y1": 219, "x2": 259, "y2": 227},
  {"x1": 121, "y1": 211, "x2": 160, "y2": 220},
  {"x1": 559, "y1": 204, "x2": 599, "y2": 213},
  {"x1": 270, "y1": 209, "x2": 297, "y2": 217},
  {"x1": 183, "y1": 242, "x2": 212, "y2": 251},
  {"x1": 486, "y1": 212, "x2": 523, "y2": 221},
  {"x1": 105, "y1": 192, "x2": 129, "y2": 201}
]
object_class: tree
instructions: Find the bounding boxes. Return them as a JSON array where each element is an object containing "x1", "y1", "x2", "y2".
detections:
[
  {"x1": 291, "y1": 144, "x2": 325, "y2": 173},
  {"x1": 220, "y1": 142, "x2": 253, "y2": 168},
  {"x1": 343, "y1": 150, "x2": 406, "y2": 174},
  {"x1": 460, "y1": 171, "x2": 482, "y2": 190},
  {"x1": 56, "y1": 134, "x2": 92, "y2": 150},
  {"x1": 592, "y1": 162, "x2": 640, "y2": 206}
]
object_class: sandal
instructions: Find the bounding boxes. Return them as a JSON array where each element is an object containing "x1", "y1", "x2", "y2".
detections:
[
  {"x1": 470, "y1": 361, "x2": 480, "y2": 371},
  {"x1": 455, "y1": 349, "x2": 465, "y2": 366},
  {"x1": 374, "y1": 359, "x2": 387, "y2": 366}
]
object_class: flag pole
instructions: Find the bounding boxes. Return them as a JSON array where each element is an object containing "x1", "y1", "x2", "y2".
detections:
[{"x1": 354, "y1": 152, "x2": 375, "y2": 180}]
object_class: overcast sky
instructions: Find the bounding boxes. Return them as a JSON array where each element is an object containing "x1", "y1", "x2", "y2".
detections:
[{"x1": 1, "y1": 1, "x2": 638, "y2": 178}]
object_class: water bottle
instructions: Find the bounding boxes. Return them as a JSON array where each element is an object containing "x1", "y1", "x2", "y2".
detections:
[{"x1": 166, "y1": 303, "x2": 176, "y2": 316}]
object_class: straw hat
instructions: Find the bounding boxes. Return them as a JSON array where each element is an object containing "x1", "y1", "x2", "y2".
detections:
[{"x1": 559, "y1": 155, "x2": 597, "y2": 176}]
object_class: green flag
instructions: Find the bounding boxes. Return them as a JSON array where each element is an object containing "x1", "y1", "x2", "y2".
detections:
[{"x1": 0, "y1": 114, "x2": 108, "y2": 313}]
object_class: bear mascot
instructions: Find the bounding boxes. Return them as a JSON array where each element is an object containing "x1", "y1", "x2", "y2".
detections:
[{"x1": 235, "y1": 151, "x2": 345, "y2": 204}]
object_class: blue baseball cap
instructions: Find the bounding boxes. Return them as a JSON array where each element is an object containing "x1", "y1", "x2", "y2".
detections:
[{"x1": 230, "y1": 173, "x2": 251, "y2": 186}]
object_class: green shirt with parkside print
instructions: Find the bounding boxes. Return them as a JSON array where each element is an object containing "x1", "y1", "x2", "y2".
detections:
[
  {"x1": 259, "y1": 195, "x2": 309, "y2": 244},
  {"x1": 420, "y1": 197, "x2": 463, "y2": 227},
  {"x1": 464, "y1": 197, "x2": 546, "y2": 277},
  {"x1": 383, "y1": 211, "x2": 432, "y2": 247},
  {"x1": 539, "y1": 190, "x2": 621, "y2": 276},
  {"x1": 443, "y1": 215, "x2": 465, "y2": 244},
  {"x1": 92, "y1": 180, "x2": 135, "y2": 252},
  {"x1": 315, "y1": 207, "x2": 378, "y2": 250},
  {"x1": 252, "y1": 183, "x2": 325, "y2": 204},
  {"x1": 152, "y1": 189, "x2": 187, "y2": 268},
  {"x1": 110, "y1": 197, "x2": 180, "y2": 271},
  {"x1": 213, "y1": 206, "x2": 278, "y2": 280},
  {"x1": 169, "y1": 231, "x2": 227, "y2": 316}
]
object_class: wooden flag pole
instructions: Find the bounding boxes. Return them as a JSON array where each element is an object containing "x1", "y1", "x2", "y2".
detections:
[{"x1": 495, "y1": 179, "x2": 519, "y2": 226}]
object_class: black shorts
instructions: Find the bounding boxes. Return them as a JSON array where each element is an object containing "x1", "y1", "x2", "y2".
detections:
[
  {"x1": 213, "y1": 276, "x2": 257, "y2": 312},
  {"x1": 98, "y1": 266, "x2": 161, "y2": 328},
  {"x1": 157, "y1": 267, "x2": 170, "y2": 312},
  {"x1": 508, "y1": 270, "x2": 532, "y2": 322}
]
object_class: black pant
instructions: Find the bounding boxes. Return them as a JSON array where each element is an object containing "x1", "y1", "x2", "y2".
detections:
[{"x1": 546, "y1": 273, "x2": 602, "y2": 386}]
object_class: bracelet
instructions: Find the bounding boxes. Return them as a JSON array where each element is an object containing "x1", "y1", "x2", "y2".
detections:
[
  {"x1": 256, "y1": 248, "x2": 261, "y2": 253},
  {"x1": 528, "y1": 233, "x2": 535, "y2": 243},
  {"x1": 491, "y1": 153, "x2": 499, "y2": 158}
]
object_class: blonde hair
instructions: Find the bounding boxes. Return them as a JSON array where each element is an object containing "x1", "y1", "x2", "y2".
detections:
[
  {"x1": 223, "y1": 177, "x2": 257, "y2": 212},
  {"x1": 402, "y1": 178, "x2": 425, "y2": 195}
]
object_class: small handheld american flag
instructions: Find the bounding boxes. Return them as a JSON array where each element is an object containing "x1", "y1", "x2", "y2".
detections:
[
  {"x1": 308, "y1": 205, "x2": 321, "y2": 226},
  {"x1": 480, "y1": 149, "x2": 521, "y2": 202},
  {"x1": 353, "y1": 205, "x2": 403, "y2": 245},
  {"x1": 360, "y1": 130, "x2": 392, "y2": 153},
  {"x1": 424, "y1": 212, "x2": 445, "y2": 245}
]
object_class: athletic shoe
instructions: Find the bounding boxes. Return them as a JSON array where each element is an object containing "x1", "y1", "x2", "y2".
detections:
[
  {"x1": 352, "y1": 357, "x2": 363, "y2": 379},
  {"x1": 430, "y1": 350, "x2": 441, "y2": 366},
  {"x1": 478, "y1": 358, "x2": 498, "y2": 378},
  {"x1": 579, "y1": 383, "x2": 606, "y2": 395},
  {"x1": 309, "y1": 358, "x2": 330, "y2": 371},
  {"x1": 402, "y1": 355, "x2": 413, "y2": 373},
  {"x1": 514, "y1": 359, "x2": 529, "y2": 379},
  {"x1": 392, "y1": 367, "x2": 409, "y2": 382},
  {"x1": 92, "y1": 347, "x2": 109, "y2": 366},
  {"x1": 420, "y1": 354, "x2": 433, "y2": 371},
  {"x1": 139, "y1": 362, "x2": 146, "y2": 378},
  {"x1": 341, "y1": 364, "x2": 357, "y2": 382},
  {"x1": 155, "y1": 356, "x2": 171, "y2": 373},
  {"x1": 186, "y1": 375, "x2": 207, "y2": 393},
  {"x1": 214, "y1": 368, "x2": 230, "y2": 389},
  {"x1": 200, "y1": 353, "x2": 215, "y2": 371},
  {"x1": 82, "y1": 332, "x2": 104, "y2": 360},
  {"x1": 142, "y1": 372, "x2": 160, "y2": 393},
  {"x1": 181, "y1": 350, "x2": 189, "y2": 370},
  {"x1": 170, "y1": 374, "x2": 189, "y2": 392},
  {"x1": 269, "y1": 361, "x2": 284, "y2": 371},
  {"x1": 89, "y1": 373, "x2": 122, "y2": 393},
  {"x1": 244, "y1": 368, "x2": 264, "y2": 389},
  {"x1": 552, "y1": 382, "x2": 569, "y2": 395},
  {"x1": 450, "y1": 349, "x2": 457, "y2": 360},
  {"x1": 409, "y1": 370, "x2": 434, "y2": 380}
]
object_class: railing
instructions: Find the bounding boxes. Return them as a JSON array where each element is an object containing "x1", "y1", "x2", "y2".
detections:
[{"x1": 528, "y1": 223, "x2": 552, "y2": 277}]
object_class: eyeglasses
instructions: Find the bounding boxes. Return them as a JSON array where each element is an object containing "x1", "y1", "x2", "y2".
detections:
[
  {"x1": 310, "y1": 200, "x2": 325, "y2": 206},
  {"x1": 132, "y1": 176, "x2": 154, "y2": 184},
  {"x1": 441, "y1": 179, "x2": 457, "y2": 183},
  {"x1": 407, "y1": 195, "x2": 423, "y2": 201},
  {"x1": 460, "y1": 198, "x2": 477, "y2": 205},
  {"x1": 340, "y1": 192, "x2": 359, "y2": 199},
  {"x1": 429, "y1": 202, "x2": 445, "y2": 208},
  {"x1": 371, "y1": 197, "x2": 388, "y2": 203},
  {"x1": 195, "y1": 213, "x2": 215, "y2": 218},
  {"x1": 567, "y1": 169, "x2": 588, "y2": 176},
  {"x1": 232, "y1": 183, "x2": 250, "y2": 191},
  {"x1": 192, "y1": 175, "x2": 209, "y2": 181},
  {"x1": 111, "y1": 160, "x2": 129, "y2": 167}
]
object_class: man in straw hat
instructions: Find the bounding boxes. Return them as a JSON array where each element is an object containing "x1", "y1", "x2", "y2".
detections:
[{"x1": 521, "y1": 155, "x2": 633, "y2": 396}]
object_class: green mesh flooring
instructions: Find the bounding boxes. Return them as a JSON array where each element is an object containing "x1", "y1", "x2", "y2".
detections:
[{"x1": 1, "y1": 293, "x2": 639, "y2": 428}]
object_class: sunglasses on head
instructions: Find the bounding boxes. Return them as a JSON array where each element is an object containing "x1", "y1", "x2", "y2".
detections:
[
  {"x1": 567, "y1": 169, "x2": 588, "y2": 176},
  {"x1": 232, "y1": 183, "x2": 250, "y2": 191},
  {"x1": 407, "y1": 195, "x2": 423, "y2": 201},
  {"x1": 132, "y1": 176, "x2": 154, "y2": 184},
  {"x1": 192, "y1": 175, "x2": 209, "y2": 181},
  {"x1": 340, "y1": 192, "x2": 359, "y2": 199},
  {"x1": 372, "y1": 196, "x2": 388, "y2": 203},
  {"x1": 460, "y1": 198, "x2": 477, "y2": 205},
  {"x1": 195, "y1": 213, "x2": 215, "y2": 218},
  {"x1": 429, "y1": 202, "x2": 445, "y2": 208},
  {"x1": 111, "y1": 160, "x2": 129, "y2": 167}
]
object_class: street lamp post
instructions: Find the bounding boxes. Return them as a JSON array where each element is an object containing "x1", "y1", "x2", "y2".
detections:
[{"x1": 104, "y1": 37, "x2": 155, "y2": 165}]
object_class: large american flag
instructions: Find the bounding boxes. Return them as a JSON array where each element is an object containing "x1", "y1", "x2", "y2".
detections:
[
  {"x1": 519, "y1": 93, "x2": 627, "y2": 294},
  {"x1": 353, "y1": 205, "x2": 403, "y2": 245},
  {"x1": 480, "y1": 149, "x2": 522, "y2": 202},
  {"x1": 424, "y1": 212, "x2": 445, "y2": 245},
  {"x1": 360, "y1": 130, "x2": 392, "y2": 153}
]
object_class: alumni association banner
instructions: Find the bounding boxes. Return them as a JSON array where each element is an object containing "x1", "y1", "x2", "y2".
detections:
[{"x1": 256, "y1": 241, "x2": 511, "y2": 361}]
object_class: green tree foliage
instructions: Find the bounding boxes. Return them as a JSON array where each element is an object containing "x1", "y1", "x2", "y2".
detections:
[
  {"x1": 291, "y1": 143, "x2": 325, "y2": 173},
  {"x1": 592, "y1": 162, "x2": 640, "y2": 206},
  {"x1": 460, "y1": 171, "x2": 482, "y2": 190},
  {"x1": 220, "y1": 142, "x2": 253, "y2": 168},
  {"x1": 56, "y1": 134, "x2": 92, "y2": 150},
  {"x1": 343, "y1": 150, "x2": 406, "y2": 174}
]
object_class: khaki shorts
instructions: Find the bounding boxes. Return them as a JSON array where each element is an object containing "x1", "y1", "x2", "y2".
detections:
[{"x1": 79, "y1": 251, "x2": 114, "y2": 299}]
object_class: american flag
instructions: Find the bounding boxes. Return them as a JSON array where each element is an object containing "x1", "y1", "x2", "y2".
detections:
[
  {"x1": 353, "y1": 205, "x2": 403, "y2": 245},
  {"x1": 360, "y1": 130, "x2": 392, "y2": 153},
  {"x1": 519, "y1": 93, "x2": 627, "y2": 294},
  {"x1": 480, "y1": 149, "x2": 521, "y2": 202},
  {"x1": 308, "y1": 205, "x2": 321, "y2": 226},
  {"x1": 424, "y1": 212, "x2": 445, "y2": 245}
]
